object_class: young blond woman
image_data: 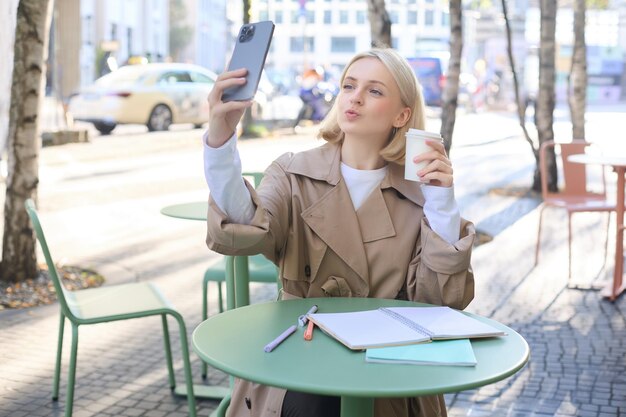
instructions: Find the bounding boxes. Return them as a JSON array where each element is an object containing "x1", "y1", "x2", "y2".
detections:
[{"x1": 203, "y1": 48, "x2": 476, "y2": 417}]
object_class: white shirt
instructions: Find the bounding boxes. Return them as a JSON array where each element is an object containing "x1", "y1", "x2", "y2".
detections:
[{"x1": 203, "y1": 133, "x2": 460, "y2": 244}]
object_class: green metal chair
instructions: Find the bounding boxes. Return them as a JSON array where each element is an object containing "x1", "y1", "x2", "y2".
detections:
[
  {"x1": 25, "y1": 199, "x2": 197, "y2": 417},
  {"x1": 201, "y1": 171, "x2": 280, "y2": 379}
]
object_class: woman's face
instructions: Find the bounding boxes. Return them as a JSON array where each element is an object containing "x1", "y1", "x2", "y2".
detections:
[{"x1": 337, "y1": 57, "x2": 410, "y2": 142}]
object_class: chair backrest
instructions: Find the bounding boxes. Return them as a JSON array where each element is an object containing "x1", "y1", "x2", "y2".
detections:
[
  {"x1": 242, "y1": 171, "x2": 264, "y2": 188},
  {"x1": 24, "y1": 199, "x2": 77, "y2": 321},
  {"x1": 539, "y1": 140, "x2": 606, "y2": 198}
]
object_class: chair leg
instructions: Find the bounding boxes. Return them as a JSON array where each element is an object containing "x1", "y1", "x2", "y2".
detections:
[
  {"x1": 161, "y1": 315, "x2": 176, "y2": 389},
  {"x1": 567, "y1": 213, "x2": 573, "y2": 287},
  {"x1": 172, "y1": 312, "x2": 197, "y2": 417},
  {"x1": 600, "y1": 211, "x2": 611, "y2": 272},
  {"x1": 201, "y1": 277, "x2": 209, "y2": 380},
  {"x1": 65, "y1": 323, "x2": 79, "y2": 417},
  {"x1": 213, "y1": 393, "x2": 231, "y2": 417},
  {"x1": 53, "y1": 312, "x2": 65, "y2": 401},
  {"x1": 217, "y1": 282, "x2": 224, "y2": 313},
  {"x1": 535, "y1": 205, "x2": 546, "y2": 267}
]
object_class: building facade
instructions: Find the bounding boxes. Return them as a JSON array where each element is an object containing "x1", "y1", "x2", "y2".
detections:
[
  {"x1": 178, "y1": 0, "x2": 230, "y2": 73},
  {"x1": 52, "y1": 0, "x2": 169, "y2": 100},
  {"x1": 0, "y1": 0, "x2": 20, "y2": 154},
  {"x1": 241, "y1": 0, "x2": 451, "y2": 78}
]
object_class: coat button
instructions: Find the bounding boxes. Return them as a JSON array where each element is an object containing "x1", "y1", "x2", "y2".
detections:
[{"x1": 304, "y1": 265, "x2": 311, "y2": 277}]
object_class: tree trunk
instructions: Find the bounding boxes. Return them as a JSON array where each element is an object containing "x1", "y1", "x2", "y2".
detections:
[
  {"x1": 568, "y1": 0, "x2": 587, "y2": 140},
  {"x1": 1, "y1": 0, "x2": 53, "y2": 283},
  {"x1": 501, "y1": 0, "x2": 537, "y2": 166},
  {"x1": 440, "y1": 0, "x2": 462, "y2": 154},
  {"x1": 366, "y1": 0, "x2": 392, "y2": 48},
  {"x1": 243, "y1": 0, "x2": 251, "y2": 24},
  {"x1": 533, "y1": 0, "x2": 557, "y2": 192}
]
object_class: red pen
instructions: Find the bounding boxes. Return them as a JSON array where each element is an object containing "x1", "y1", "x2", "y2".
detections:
[{"x1": 304, "y1": 320, "x2": 315, "y2": 341}]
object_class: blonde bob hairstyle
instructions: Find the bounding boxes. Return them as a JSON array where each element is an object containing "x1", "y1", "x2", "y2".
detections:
[{"x1": 317, "y1": 48, "x2": 426, "y2": 164}]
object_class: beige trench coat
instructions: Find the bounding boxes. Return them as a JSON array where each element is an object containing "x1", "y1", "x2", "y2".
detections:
[{"x1": 206, "y1": 141, "x2": 475, "y2": 417}]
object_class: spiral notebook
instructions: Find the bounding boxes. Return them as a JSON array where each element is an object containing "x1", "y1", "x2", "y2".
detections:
[{"x1": 307, "y1": 306, "x2": 505, "y2": 350}]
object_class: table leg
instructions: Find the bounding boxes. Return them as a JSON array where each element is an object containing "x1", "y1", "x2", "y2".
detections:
[
  {"x1": 607, "y1": 167, "x2": 626, "y2": 301},
  {"x1": 340, "y1": 396, "x2": 374, "y2": 417},
  {"x1": 234, "y1": 256, "x2": 250, "y2": 307}
]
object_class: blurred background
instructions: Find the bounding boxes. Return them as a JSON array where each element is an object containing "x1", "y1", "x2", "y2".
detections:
[{"x1": 2, "y1": 0, "x2": 625, "y2": 139}]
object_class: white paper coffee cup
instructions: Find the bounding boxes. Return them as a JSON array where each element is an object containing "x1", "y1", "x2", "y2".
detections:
[{"x1": 404, "y1": 128, "x2": 444, "y2": 183}]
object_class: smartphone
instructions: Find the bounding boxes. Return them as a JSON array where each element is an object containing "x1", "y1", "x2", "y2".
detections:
[{"x1": 222, "y1": 21, "x2": 275, "y2": 102}]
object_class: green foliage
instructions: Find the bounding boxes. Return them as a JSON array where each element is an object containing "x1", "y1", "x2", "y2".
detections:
[{"x1": 586, "y1": 0, "x2": 608, "y2": 8}]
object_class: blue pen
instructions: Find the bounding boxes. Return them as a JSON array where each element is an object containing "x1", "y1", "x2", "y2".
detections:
[
  {"x1": 264, "y1": 325, "x2": 297, "y2": 353},
  {"x1": 297, "y1": 304, "x2": 319, "y2": 327}
]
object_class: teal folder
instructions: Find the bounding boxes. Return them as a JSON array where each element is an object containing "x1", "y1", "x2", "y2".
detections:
[{"x1": 365, "y1": 339, "x2": 477, "y2": 366}]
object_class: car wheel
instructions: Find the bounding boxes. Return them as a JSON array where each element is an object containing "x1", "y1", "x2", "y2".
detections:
[
  {"x1": 147, "y1": 104, "x2": 172, "y2": 131},
  {"x1": 94, "y1": 122, "x2": 116, "y2": 135}
]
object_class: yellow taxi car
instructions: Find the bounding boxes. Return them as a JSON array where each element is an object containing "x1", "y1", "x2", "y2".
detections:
[{"x1": 68, "y1": 63, "x2": 217, "y2": 134}]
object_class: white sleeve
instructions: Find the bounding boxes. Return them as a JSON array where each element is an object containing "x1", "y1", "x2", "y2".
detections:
[
  {"x1": 203, "y1": 132, "x2": 255, "y2": 225},
  {"x1": 420, "y1": 184, "x2": 461, "y2": 244}
]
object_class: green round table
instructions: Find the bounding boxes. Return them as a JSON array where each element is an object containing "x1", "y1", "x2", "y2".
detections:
[
  {"x1": 192, "y1": 297, "x2": 529, "y2": 417},
  {"x1": 160, "y1": 202, "x2": 208, "y2": 221}
]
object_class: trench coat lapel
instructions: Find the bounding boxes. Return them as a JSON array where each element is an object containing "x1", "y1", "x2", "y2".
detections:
[
  {"x1": 301, "y1": 181, "x2": 369, "y2": 282},
  {"x1": 286, "y1": 142, "x2": 369, "y2": 284},
  {"x1": 382, "y1": 162, "x2": 425, "y2": 207},
  {"x1": 356, "y1": 187, "x2": 395, "y2": 243}
]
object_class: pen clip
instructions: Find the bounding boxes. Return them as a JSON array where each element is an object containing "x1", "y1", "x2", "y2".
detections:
[{"x1": 297, "y1": 304, "x2": 319, "y2": 327}]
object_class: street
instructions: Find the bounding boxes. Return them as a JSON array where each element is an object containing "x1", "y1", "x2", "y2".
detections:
[
  {"x1": 33, "y1": 105, "x2": 615, "y2": 284},
  {"x1": 0, "y1": 105, "x2": 625, "y2": 417}
]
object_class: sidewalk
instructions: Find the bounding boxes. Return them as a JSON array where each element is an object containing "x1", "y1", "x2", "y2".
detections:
[{"x1": 1, "y1": 106, "x2": 626, "y2": 417}]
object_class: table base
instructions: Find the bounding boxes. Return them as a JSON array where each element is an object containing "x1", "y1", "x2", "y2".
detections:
[{"x1": 341, "y1": 396, "x2": 374, "y2": 417}]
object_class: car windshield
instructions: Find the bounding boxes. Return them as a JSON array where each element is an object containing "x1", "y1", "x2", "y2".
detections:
[{"x1": 95, "y1": 66, "x2": 149, "y2": 87}]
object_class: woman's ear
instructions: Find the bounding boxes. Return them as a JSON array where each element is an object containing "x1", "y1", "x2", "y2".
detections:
[{"x1": 393, "y1": 107, "x2": 412, "y2": 128}]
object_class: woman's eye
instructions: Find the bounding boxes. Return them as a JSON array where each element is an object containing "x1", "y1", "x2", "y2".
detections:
[
  {"x1": 370, "y1": 89, "x2": 382, "y2": 96},
  {"x1": 342, "y1": 84, "x2": 354, "y2": 90}
]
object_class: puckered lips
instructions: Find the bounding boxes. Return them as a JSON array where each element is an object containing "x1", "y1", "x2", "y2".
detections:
[{"x1": 344, "y1": 109, "x2": 360, "y2": 121}]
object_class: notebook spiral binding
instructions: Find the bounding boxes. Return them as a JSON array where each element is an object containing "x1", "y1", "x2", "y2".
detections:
[{"x1": 379, "y1": 307, "x2": 433, "y2": 338}]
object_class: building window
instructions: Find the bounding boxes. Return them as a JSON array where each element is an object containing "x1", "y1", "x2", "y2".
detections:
[
  {"x1": 324, "y1": 10, "x2": 332, "y2": 24},
  {"x1": 392, "y1": 37, "x2": 398, "y2": 49},
  {"x1": 291, "y1": 10, "x2": 299, "y2": 23},
  {"x1": 356, "y1": 10, "x2": 366, "y2": 24},
  {"x1": 290, "y1": 36, "x2": 315, "y2": 52},
  {"x1": 275, "y1": 10, "x2": 283, "y2": 23},
  {"x1": 390, "y1": 10, "x2": 399, "y2": 24},
  {"x1": 307, "y1": 9, "x2": 315, "y2": 24},
  {"x1": 442, "y1": 11, "x2": 449, "y2": 27},
  {"x1": 424, "y1": 10, "x2": 434, "y2": 26},
  {"x1": 259, "y1": 10, "x2": 269, "y2": 21},
  {"x1": 407, "y1": 10, "x2": 417, "y2": 25},
  {"x1": 339, "y1": 10, "x2": 349, "y2": 24},
  {"x1": 331, "y1": 36, "x2": 355, "y2": 53},
  {"x1": 83, "y1": 15, "x2": 93, "y2": 45},
  {"x1": 110, "y1": 23, "x2": 118, "y2": 40}
]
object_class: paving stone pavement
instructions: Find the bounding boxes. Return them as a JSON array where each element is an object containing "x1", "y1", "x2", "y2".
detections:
[{"x1": 2, "y1": 107, "x2": 626, "y2": 417}]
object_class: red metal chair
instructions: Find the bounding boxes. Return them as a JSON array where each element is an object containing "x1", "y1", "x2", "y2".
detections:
[{"x1": 535, "y1": 140, "x2": 616, "y2": 286}]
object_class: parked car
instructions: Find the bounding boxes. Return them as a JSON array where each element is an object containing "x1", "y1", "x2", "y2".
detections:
[
  {"x1": 406, "y1": 55, "x2": 448, "y2": 107},
  {"x1": 68, "y1": 63, "x2": 217, "y2": 134}
]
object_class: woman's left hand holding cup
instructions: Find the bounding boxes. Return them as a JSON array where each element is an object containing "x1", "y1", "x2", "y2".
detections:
[{"x1": 414, "y1": 140, "x2": 454, "y2": 187}]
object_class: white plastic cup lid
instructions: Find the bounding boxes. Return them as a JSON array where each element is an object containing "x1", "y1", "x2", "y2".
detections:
[{"x1": 405, "y1": 128, "x2": 443, "y2": 141}]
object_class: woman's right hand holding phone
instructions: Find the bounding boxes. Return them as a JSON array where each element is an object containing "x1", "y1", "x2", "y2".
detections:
[{"x1": 206, "y1": 68, "x2": 253, "y2": 148}]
